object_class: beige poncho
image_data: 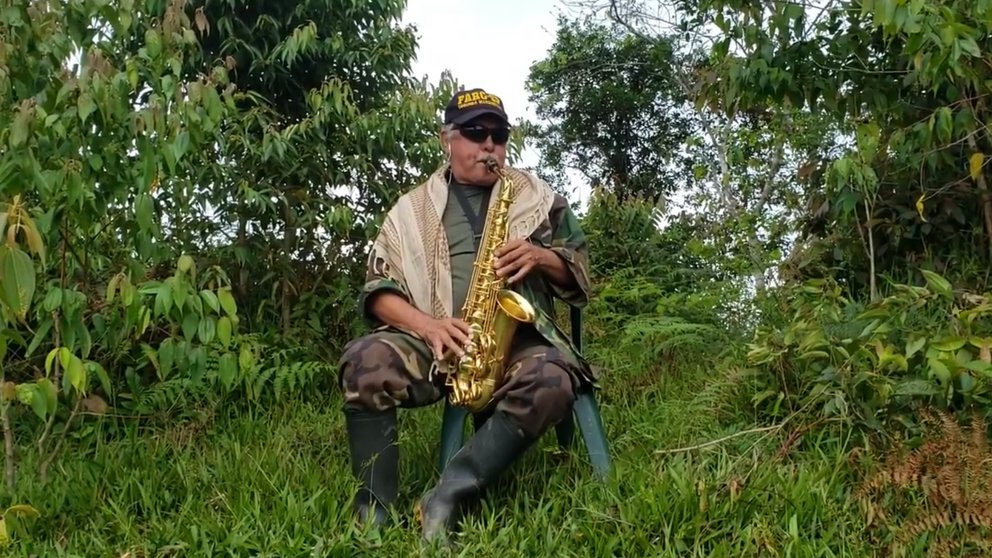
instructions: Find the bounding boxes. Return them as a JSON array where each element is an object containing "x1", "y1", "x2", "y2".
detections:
[{"x1": 368, "y1": 165, "x2": 555, "y2": 319}]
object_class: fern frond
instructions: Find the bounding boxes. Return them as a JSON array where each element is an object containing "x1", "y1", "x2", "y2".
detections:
[{"x1": 857, "y1": 410, "x2": 992, "y2": 557}]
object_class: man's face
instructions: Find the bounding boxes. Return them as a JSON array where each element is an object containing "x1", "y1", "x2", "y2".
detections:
[{"x1": 444, "y1": 115, "x2": 510, "y2": 186}]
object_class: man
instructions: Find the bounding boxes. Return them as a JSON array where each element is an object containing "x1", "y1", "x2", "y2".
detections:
[{"x1": 337, "y1": 87, "x2": 596, "y2": 542}]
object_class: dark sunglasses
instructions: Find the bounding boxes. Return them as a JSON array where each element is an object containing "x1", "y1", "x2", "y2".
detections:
[{"x1": 458, "y1": 124, "x2": 511, "y2": 145}]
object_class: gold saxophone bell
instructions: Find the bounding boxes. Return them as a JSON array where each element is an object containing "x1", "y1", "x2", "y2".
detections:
[{"x1": 437, "y1": 157, "x2": 537, "y2": 413}]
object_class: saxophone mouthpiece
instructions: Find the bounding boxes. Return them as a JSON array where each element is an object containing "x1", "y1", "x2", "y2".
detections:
[{"x1": 483, "y1": 157, "x2": 499, "y2": 173}]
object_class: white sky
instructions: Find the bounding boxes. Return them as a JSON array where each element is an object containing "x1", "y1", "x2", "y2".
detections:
[{"x1": 401, "y1": 0, "x2": 592, "y2": 209}]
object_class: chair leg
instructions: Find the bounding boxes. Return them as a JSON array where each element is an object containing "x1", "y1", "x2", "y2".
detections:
[
  {"x1": 472, "y1": 408, "x2": 493, "y2": 433},
  {"x1": 438, "y1": 399, "x2": 468, "y2": 471},
  {"x1": 573, "y1": 390, "x2": 611, "y2": 480},
  {"x1": 555, "y1": 413, "x2": 575, "y2": 449}
]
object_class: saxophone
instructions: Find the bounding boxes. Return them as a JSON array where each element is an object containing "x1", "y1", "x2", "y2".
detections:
[{"x1": 440, "y1": 157, "x2": 537, "y2": 412}]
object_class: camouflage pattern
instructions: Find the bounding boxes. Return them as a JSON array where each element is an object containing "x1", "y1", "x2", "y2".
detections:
[
  {"x1": 355, "y1": 188, "x2": 599, "y2": 387},
  {"x1": 339, "y1": 325, "x2": 576, "y2": 438}
]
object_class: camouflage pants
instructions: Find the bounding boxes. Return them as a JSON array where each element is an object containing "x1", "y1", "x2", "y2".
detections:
[{"x1": 338, "y1": 326, "x2": 577, "y2": 439}]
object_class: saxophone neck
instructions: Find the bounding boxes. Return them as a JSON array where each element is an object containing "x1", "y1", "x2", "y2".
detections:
[
  {"x1": 484, "y1": 157, "x2": 505, "y2": 177},
  {"x1": 484, "y1": 158, "x2": 513, "y2": 202}
]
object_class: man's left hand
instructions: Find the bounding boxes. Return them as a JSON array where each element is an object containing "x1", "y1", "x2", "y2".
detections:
[{"x1": 493, "y1": 239, "x2": 549, "y2": 284}]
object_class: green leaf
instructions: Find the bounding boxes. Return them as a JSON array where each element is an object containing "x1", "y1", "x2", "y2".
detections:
[
  {"x1": 155, "y1": 281, "x2": 173, "y2": 317},
  {"x1": 29, "y1": 383, "x2": 47, "y2": 420},
  {"x1": 894, "y1": 379, "x2": 938, "y2": 396},
  {"x1": 935, "y1": 107, "x2": 953, "y2": 143},
  {"x1": 238, "y1": 343, "x2": 254, "y2": 371},
  {"x1": 0, "y1": 245, "x2": 37, "y2": 320},
  {"x1": 66, "y1": 355, "x2": 87, "y2": 394},
  {"x1": 9, "y1": 105, "x2": 30, "y2": 148},
  {"x1": 217, "y1": 316, "x2": 232, "y2": 346},
  {"x1": 920, "y1": 269, "x2": 952, "y2": 297},
  {"x1": 182, "y1": 312, "x2": 199, "y2": 342},
  {"x1": 78, "y1": 321, "x2": 92, "y2": 359},
  {"x1": 89, "y1": 362, "x2": 112, "y2": 397},
  {"x1": 197, "y1": 315, "x2": 215, "y2": 344},
  {"x1": 191, "y1": 346, "x2": 207, "y2": 383},
  {"x1": 218, "y1": 352, "x2": 237, "y2": 389},
  {"x1": 928, "y1": 358, "x2": 951, "y2": 383},
  {"x1": 36, "y1": 378, "x2": 57, "y2": 415},
  {"x1": 959, "y1": 37, "x2": 981, "y2": 57},
  {"x1": 171, "y1": 131, "x2": 190, "y2": 164},
  {"x1": 135, "y1": 194, "x2": 155, "y2": 232},
  {"x1": 217, "y1": 287, "x2": 237, "y2": 317},
  {"x1": 906, "y1": 336, "x2": 927, "y2": 359},
  {"x1": 200, "y1": 290, "x2": 220, "y2": 313},
  {"x1": 931, "y1": 336, "x2": 967, "y2": 352},
  {"x1": 26, "y1": 318, "x2": 52, "y2": 357},
  {"x1": 44, "y1": 347, "x2": 58, "y2": 376},
  {"x1": 177, "y1": 254, "x2": 194, "y2": 274},
  {"x1": 158, "y1": 338, "x2": 174, "y2": 380},
  {"x1": 77, "y1": 92, "x2": 95, "y2": 123},
  {"x1": 172, "y1": 276, "x2": 188, "y2": 310},
  {"x1": 42, "y1": 288, "x2": 62, "y2": 312},
  {"x1": 145, "y1": 29, "x2": 161, "y2": 58}
]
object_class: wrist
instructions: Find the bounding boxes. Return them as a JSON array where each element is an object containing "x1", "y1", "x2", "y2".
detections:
[
  {"x1": 537, "y1": 246, "x2": 558, "y2": 270},
  {"x1": 409, "y1": 312, "x2": 435, "y2": 336},
  {"x1": 537, "y1": 246, "x2": 558, "y2": 271}
]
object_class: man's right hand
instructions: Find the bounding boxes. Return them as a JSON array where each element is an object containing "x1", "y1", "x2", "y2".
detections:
[
  {"x1": 416, "y1": 317, "x2": 472, "y2": 360},
  {"x1": 367, "y1": 292, "x2": 472, "y2": 359}
]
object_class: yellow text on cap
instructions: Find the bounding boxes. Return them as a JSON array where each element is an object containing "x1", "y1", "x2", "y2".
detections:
[{"x1": 456, "y1": 90, "x2": 502, "y2": 109}]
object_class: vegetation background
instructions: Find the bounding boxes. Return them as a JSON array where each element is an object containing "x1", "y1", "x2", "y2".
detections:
[{"x1": 1, "y1": 0, "x2": 991, "y2": 555}]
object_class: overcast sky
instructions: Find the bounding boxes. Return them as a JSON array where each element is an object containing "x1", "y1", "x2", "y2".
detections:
[{"x1": 401, "y1": 0, "x2": 592, "y2": 207}]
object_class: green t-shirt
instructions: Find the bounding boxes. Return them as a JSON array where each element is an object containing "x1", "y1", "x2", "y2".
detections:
[{"x1": 442, "y1": 181, "x2": 490, "y2": 317}]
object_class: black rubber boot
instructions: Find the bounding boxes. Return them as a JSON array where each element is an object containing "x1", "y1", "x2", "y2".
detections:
[
  {"x1": 344, "y1": 406, "x2": 399, "y2": 527},
  {"x1": 418, "y1": 410, "x2": 532, "y2": 542}
]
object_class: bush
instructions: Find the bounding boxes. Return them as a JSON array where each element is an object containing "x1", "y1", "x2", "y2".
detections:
[{"x1": 745, "y1": 271, "x2": 992, "y2": 434}]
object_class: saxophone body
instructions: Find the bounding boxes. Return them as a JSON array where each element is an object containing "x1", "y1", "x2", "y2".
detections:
[{"x1": 443, "y1": 158, "x2": 537, "y2": 412}]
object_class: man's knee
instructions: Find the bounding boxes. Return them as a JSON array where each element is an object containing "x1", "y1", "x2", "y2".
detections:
[
  {"x1": 527, "y1": 361, "x2": 574, "y2": 409},
  {"x1": 338, "y1": 332, "x2": 437, "y2": 410},
  {"x1": 496, "y1": 349, "x2": 577, "y2": 438}
]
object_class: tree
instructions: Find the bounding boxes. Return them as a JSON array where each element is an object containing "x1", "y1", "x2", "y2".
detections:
[
  {"x1": 129, "y1": 0, "x2": 455, "y2": 339},
  {"x1": 531, "y1": 9, "x2": 836, "y2": 293},
  {"x1": 0, "y1": 0, "x2": 454, "y2": 489},
  {"x1": 525, "y1": 16, "x2": 695, "y2": 202},
  {"x1": 659, "y1": 0, "x2": 992, "y2": 295}
]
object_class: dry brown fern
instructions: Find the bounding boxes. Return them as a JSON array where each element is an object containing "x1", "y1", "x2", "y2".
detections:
[{"x1": 856, "y1": 409, "x2": 992, "y2": 557}]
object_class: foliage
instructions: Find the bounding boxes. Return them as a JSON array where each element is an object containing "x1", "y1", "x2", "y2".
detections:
[
  {"x1": 0, "y1": 0, "x2": 451, "y2": 493},
  {"x1": 684, "y1": 0, "x2": 992, "y2": 294},
  {"x1": 747, "y1": 271, "x2": 992, "y2": 432},
  {"x1": 156, "y1": 0, "x2": 452, "y2": 343},
  {"x1": 576, "y1": 187, "x2": 746, "y2": 375},
  {"x1": 0, "y1": 0, "x2": 248, "y2": 489},
  {"x1": 544, "y1": 3, "x2": 841, "y2": 293},
  {"x1": 525, "y1": 16, "x2": 695, "y2": 201},
  {"x1": 581, "y1": 187, "x2": 730, "y2": 296},
  {"x1": 856, "y1": 409, "x2": 992, "y2": 557}
]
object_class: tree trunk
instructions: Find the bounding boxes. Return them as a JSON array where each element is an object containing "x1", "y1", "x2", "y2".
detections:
[
  {"x1": 966, "y1": 133, "x2": 992, "y2": 261},
  {"x1": 281, "y1": 201, "x2": 297, "y2": 335},
  {"x1": 237, "y1": 202, "x2": 248, "y2": 301},
  {"x1": 3, "y1": 402, "x2": 14, "y2": 491}
]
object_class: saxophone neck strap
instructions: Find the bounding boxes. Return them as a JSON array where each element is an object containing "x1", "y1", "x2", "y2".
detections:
[{"x1": 450, "y1": 183, "x2": 493, "y2": 252}]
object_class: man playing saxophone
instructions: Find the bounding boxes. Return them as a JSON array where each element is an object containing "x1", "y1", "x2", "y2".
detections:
[{"x1": 337, "y1": 87, "x2": 595, "y2": 542}]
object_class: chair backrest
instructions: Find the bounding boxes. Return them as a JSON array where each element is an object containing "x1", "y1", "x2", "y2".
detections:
[{"x1": 569, "y1": 306, "x2": 582, "y2": 352}]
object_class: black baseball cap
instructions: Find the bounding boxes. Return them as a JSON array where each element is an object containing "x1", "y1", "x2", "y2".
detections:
[{"x1": 444, "y1": 88, "x2": 509, "y2": 126}]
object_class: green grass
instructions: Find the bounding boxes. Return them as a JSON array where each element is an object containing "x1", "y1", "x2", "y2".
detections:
[{"x1": 4, "y1": 362, "x2": 871, "y2": 557}]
